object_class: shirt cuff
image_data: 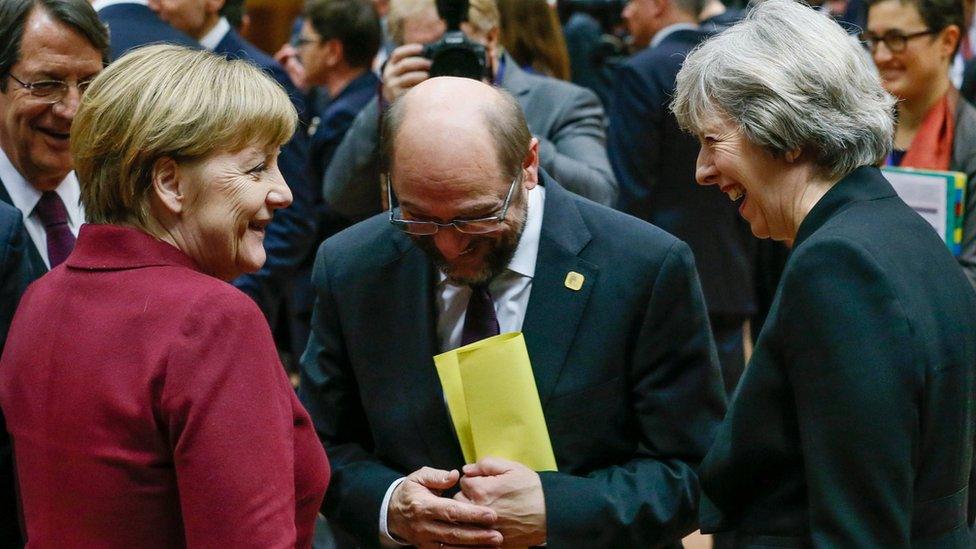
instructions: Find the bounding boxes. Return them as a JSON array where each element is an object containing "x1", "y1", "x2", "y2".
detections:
[{"x1": 379, "y1": 477, "x2": 409, "y2": 546}]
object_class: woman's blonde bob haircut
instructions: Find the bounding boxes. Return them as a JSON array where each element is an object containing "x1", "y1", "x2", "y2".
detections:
[{"x1": 71, "y1": 44, "x2": 297, "y2": 228}]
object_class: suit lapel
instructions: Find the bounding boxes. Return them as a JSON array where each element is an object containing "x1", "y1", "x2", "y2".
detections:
[
  {"x1": 522, "y1": 177, "x2": 598, "y2": 404},
  {"x1": 385, "y1": 177, "x2": 599, "y2": 465},
  {"x1": 0, "y1": 178, "x2": 46, "y2": 276},
  {"x1": 213, "y1": 30, "x2": 235, "y2": 56},
  {"x1": 386, "y1": 237, "x2": 465, "y2": 469}
]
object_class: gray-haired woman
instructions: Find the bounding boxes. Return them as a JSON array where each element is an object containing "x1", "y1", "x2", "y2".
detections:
[{"x1": 671, "y1": 0, "x2": 976, "y2": 545}]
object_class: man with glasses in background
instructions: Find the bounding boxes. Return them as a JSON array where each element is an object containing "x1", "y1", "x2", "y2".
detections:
[
  {"x1": 300, "y1": 76, "x2": 726, "y2": 548},
  {"x1": 283, "y1": 0, "x2": 382, "y2": 358},
  {"x1": 0, "y1": 0, "x2": 107, "y2": 276},
  {"x1": 0, "y1": 1, "x2": 109, "y2": 546}
]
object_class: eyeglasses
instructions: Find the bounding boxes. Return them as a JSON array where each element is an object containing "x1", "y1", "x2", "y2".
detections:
[
  {"x1": 388, "y1": 173, "x2": 521, "y2": 235},
  {"x1": 6, "y1": 73, "x2": 94, "y2": 104},
  {"x1": 859, "y1": 29, "x2": 937, "y2": 53},
  {"x1": 292, "y1": 35, "x2": 320, "y2": 48}
]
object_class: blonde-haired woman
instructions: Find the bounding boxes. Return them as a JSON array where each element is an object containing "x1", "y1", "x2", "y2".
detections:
[{"x1": 0, "y1": 44, "x2": 329, "y2": 546}]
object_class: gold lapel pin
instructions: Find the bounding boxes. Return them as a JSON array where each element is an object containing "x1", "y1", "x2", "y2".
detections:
[{"x1": 564, "y1": 271, "x2": 585, "y2": 291}]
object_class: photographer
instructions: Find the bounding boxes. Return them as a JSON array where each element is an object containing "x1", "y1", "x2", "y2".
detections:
[
  {"x1": 322, "y1": 0, "x2": 618, "y2": 222},
  {"x1": 559, "y1": 0, "x2": 628, "y2": 108}
]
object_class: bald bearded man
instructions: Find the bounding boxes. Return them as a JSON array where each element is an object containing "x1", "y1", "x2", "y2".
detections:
[{"x1": 300, "y1": 77, "x2": 726, "y2": 548}]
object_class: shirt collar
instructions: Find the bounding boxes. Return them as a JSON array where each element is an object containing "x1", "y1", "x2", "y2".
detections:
[
  {"x1": 199, "y1": 17, "x2": 231, "y2": 51},
  {"x1": 650, "y1": 22, "x2": 699, "y2": 49},
  {"x1": 0, "y1": 146, "x2": 83, "y2": 227},
  {"x1": 91, "y1": 0, "x2": 148, "y2": 9},
  {"x1": 437, "y1": 184, "x2": 546, "y2": 285}
]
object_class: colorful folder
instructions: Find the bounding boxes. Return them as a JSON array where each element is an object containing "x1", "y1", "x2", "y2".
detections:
[
  {"x1": 882, "y1": 167, "x2": 967, "y2": 256},
  {"x1": 433, "y1": 332, "x2": 557, "y2": 472}
]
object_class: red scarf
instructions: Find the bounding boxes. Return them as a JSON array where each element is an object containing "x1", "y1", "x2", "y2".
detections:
[{"x1": 901, "y1": 88, "x2": 957, "y2": 170}]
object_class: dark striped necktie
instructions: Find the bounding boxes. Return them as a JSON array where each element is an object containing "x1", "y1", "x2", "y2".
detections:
[
  {"x1": 460, "y1": 284, "x2": 500, "y2": 346},
  {"x1": 35, "y1": 191, "x2": 76, "y2": 268}
]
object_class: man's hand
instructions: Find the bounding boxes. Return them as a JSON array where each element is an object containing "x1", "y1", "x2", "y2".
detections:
[
  {"x1": 455, "y1": 458, "x2": 547, "y2": 547},
  {"x1": 388, "y1": 466, "x2": 503, "y2": 547},
  {"x1": 381, "y1": 43, "x2": 431, "y2": 103},
  {"x1": 273, "y1": 43, "x2": 309, "y2": 93}
]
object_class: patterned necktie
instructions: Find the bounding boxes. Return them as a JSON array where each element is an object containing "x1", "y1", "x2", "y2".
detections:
[
  {"x1": 35, "y1": 191, "x2": 76, "y2": 268},
  {"x1": 460, "y1": 284, "x2": 500, "y2": 346}
]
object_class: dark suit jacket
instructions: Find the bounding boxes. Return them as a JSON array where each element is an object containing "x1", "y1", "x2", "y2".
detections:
[
  {"x1": 0, "y1": 201, "x2": 32, "y2": 548},
  {"x1": 300, "y1": 173, "x2": 727, "y2": 547},
  {"x1": 211, "y1": 29, "x2": 318, "y2": 321},
  {"x1": 699, "y1": 167, "x2": 976, "y2": 547},
  {"x1": 288, "y1": 70, "x2": 380, "y2": 354},
  {"x1": 562, "y1": 12, "x2": 615, "y2": 114},
  {"x1": 95, "y1": 2, "x2": 199, "y2": 61},
  {"x1": 948, "y1": 97, "x2": 976, "y2": 287},
  {"x1": 0, "y1": 182, "x2": 45, "y2": 278},
  {"x1": 309, "y1": 70, "x2": 380, "y2": 187},
  {"x1": 962, "y1": 59, "x2": 976, "y2": 107},
  {"x1": 608, "y1": 29, "x2": 756, "y2": 317},
  {"x1": 700, "y1": 8, "x2": 746, "y2": 33}
]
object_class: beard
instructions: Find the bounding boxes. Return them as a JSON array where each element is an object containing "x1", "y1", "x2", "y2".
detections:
[{"x1": 413, "y1": 205, "x2": 528, "y2": 286}]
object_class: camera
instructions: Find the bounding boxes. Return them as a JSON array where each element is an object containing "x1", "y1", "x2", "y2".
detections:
[{"x1": 422, "y1": 0, "x2": 491, "y2": 81}]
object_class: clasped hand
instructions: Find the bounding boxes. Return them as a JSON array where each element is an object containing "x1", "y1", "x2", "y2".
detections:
[{"x1": 388, "y1": 458, "x2": 546, "y2": 548}]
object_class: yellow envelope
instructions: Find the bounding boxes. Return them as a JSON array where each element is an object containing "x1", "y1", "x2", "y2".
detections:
[{"x1": 434, "y1": 332, "x2": 557, "y2": 471}]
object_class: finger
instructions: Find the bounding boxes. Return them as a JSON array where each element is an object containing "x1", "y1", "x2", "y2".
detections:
[
  {"x1": 411, "y1": 467, "x2": 460, "y2": 491},
  {"x1": 452, "y1": 491, "x2": 473, "y2": 503},
  {"x1": 388, "y1": 43, "x2": 426, "y2": 64},
  {"x1": 425, "y1": 496, "x2": 497, "y2": 526},
  {"x1": 389, "y1": 71, "x2": 431, "y2": 92},
  {"x1": 387, "y1": 56, "x2": 432, "y2": 76},
  {"x1": 463, "y1": 456, "x2": 514, "y2": 477},
  {"x1": 274, "y1": 44, "x2": 295, "y2": 60},
  {"x1": 459, "y1": 475, "x2": 492, "y2": 504},
  {"x1": 426, "y1": 521, "x2": 502, "y2": 547}
]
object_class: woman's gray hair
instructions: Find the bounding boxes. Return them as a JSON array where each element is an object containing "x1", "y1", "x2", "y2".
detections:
[{"x1": 672, "y1": 0, "x2": 895, "y2": 179}]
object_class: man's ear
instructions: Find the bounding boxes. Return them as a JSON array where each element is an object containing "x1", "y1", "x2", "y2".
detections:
[
  {"x1": 207, "y1": 0, "x2": 225, "y2": 16},
  {"x1": 649, "y1": 0, "x2": 668, "y2": 18},
  {"x1": 485, "y1": 26, "x2": 500, "y2": 53},
  {"x1": 325, "y1": 38, "x2": 344, "y2": 67},
  {"x1": 151, "y1": 157, "x2": 184, "y2": 216},
  {"x1": 939, "y1": 24, "x2": 962, "y2": 60},
  {"x1": 522, "y1": 137, "x2": 540, "y2": 190}
]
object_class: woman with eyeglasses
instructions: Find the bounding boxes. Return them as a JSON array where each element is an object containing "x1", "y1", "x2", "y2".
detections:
[{"x1": 864, "y1": 0, "x2": 976, "y2": 285}]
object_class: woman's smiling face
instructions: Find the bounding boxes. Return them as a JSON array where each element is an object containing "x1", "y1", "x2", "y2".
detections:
[
  {"x1": 694, "y1": 112, "x2": 798, "y2": 241},
  {"x1": 867, "y1": 0, "x2": 958, "y2": 103},
  {"x1": 174, "y1": 144, "x2": 292, "y2": 281}
]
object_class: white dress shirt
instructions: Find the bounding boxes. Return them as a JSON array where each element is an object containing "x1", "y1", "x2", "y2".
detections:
[
  {"x1": 0, "y1": 147, "x2": 83, "y2": 268},
  {"x1": 378, "y1": 184, "x2": 546, "y2": 545},
  {"x1": 91, "y1": 0, "x2": 148, "y2": 10},
  {"x1": 199, "y1": 17, "x2": 231, "y2": 51}
]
